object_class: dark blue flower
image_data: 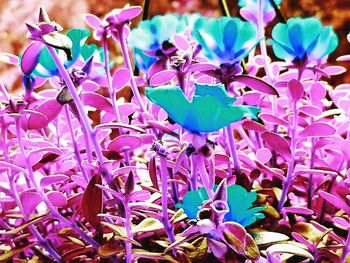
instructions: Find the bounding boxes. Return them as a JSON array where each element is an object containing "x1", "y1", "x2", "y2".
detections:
[{"x1": 269, "y1": 17, "x2": 338, "y2": 65}]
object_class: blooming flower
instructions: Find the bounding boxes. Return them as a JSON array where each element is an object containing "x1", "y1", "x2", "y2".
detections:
[
  {"x1": 128, "y1": 14, "x2": 182, "y2": 71},
  {"x1": 177, "y1": 184, "x2": 265, "y2": 227},
  {"x1": 238, "y1": 0, "x2": 282, "y2": 25},
  {"x1": 146, "y1": 83, "x2": 260, "y2": 133},
  {"x1": 192, "y1": 16, "x2": 258, "y2": 64},
  {"x1": 269, "y1": 17, "x2": 339, "y2": 66}
]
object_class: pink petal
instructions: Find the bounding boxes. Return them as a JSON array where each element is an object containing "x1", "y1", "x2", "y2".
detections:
[
  {"x1": 27, "y1": 99, "x2": 63, "y2": 130},
  {"x1": 85, "y1": 14, "x2": 102, "y2": 29},
  {"x1": 0, "y1": 53, "x2": 19, "y2": 65},
  {"x1": 298, "y1": 123, "x2": 335, "y2": 137},
  {"x1": 173, "y1": 34, "x2": 190, "y2": 51},
  {"x1": 118, "y1": 6, "x2": 142, "y2": 22},
  {"x1": 108, "y1": 135, "x2": 142, "y2": 152},
  {"x1": 112, "y1": 68, "x2": 131, "y2": 91},
  {"x1": 21, "y1": 42, "x2": 43, "y2": 75},
  {"x1": 261, "y1": 132, "x2": 291, "y2": 159},
  {"x1": 319, "y1": 191, "x2": 350, "y2": 214},
  {"x1": 47, "y1": 191, "x2": 67, "y2": 207},
  {"x1": 234, "y1": 75, "x2": 278, "y2": 95},
  {"x1": 288, "y1": 79, "x2": 304, "y2": 101},
  {"x1": 150, "y1": 70, "x2": 177, "y2": 86}
]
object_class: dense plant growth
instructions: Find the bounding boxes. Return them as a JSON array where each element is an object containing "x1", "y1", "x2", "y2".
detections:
[{"x1": 0, "y1": 1, "x2": 349, "y2": 262}]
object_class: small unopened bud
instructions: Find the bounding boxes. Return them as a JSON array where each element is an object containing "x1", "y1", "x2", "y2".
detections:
[
  {"x1": 150, "y1": 141, "x2": 168, "y2": 157},
  {"x1": 124, "y1": 171, "x2": 135, "y2": 195}
]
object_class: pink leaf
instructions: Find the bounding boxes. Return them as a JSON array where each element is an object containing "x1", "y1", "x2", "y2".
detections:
[
  {"x1": 333, "y1": 217, "x2": 350, "y2": 229},
  {"x1": 112, "y1": 68, "x2": 131, "y2": 91},
  {"x1": 323, "y1": 66, "x2": 346, "y2": 76},
  {"x1": 0, "y1": 53, "x2": 19, "y2": 65},
  {"x1": 337, "y1": 55, "x2": 350, "y2": 62},
  {"x1": 108, "y1": 135, "x2": 142, "y2": 152},
  {"x1": 288, "y1": 79, "x2": 304, "y2": 101},
  {"x1": 234, "y1": 75, "x2": 278, "y2": 95},
  {"x1": 47, "y1": 191, "x2": 67, "y2": 207},
  {"x1": 310, "y1": 83, "x2": 326, "y2": 103},
  {"x1": 187, "y1": 63, "x2": 219, "y2": 73},
  {"x1": 261, "y1": 132, "x2": 291, "y2": 159},
  {"x1": 242, "y1": 120, "x2": 266, "y2": 133},
  {"x1": 283, "y1": 207, "x2": 314, "y2": 215},
  {"x1": 150, "y1": 70, "x2": 176, "y2": 86},
  {"x1": 40, "y1": 175, "x2": 70, "y2": 187},
  {"x1": 81, "y1": 92, "x2": 113, "y2": 113},
  {"x1": 28, "y1": 99, "x2": 63, "y2": 129},
  {"x1": 256, "y1": 148, "x2": 272, "y2": 164},
  {"x1": 20, "y1": 191, "x2": 41, "y2": 215},
  {"x1": 259, "y1": 113, "x2": 288, "y2": 126},
  {"x1": 82, "y1": 174, "x2": 102, "y2": 229},
  {"x1": 85, "y1": 14, "x2": 102, "y2": 29},
  {"x1": 82, "y1": 80, "x2": 99, "y2": 92},
  {"x1": 298, "y1": 106, "x2": 322, "y2": 116},
  {"x1": 298, "y1": 123, "x2": 335, "y2": 137},
  {"x1": 319, "y1": 191, "x2": 350, "y2": 214}
]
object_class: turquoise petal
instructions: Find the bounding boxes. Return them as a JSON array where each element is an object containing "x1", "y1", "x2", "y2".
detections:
[
  {"x1": 271, "y1": 23, "x2": 293, "y2": 52},
  {"x1": 176, "y1": 187, "x2": 209, "y2": 219},
  {"x1": 65, "y1": 28, "x2": 91, "y2": 67},
  {"x1": 194, "y1": 83, "x2": 237, "y2": 105}
]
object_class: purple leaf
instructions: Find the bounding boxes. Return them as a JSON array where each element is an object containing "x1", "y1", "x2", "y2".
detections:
[
  {"x1": 234, "y1": 75, "x2": 278, "y2": 95},
  {"x1": 242, "y1": 120, "x2": 266, "y2": 133},
  {"x1": 108, "y1": 135, "x2": 142, "y2": 152},
  {"x1": 283, "y1": 207, "x2": 314, "y2": 215},
  {"x1": 46, "y1": 191, "x2": 67, "y2": 207},
  {"x1": 288, "y1": 79, "x2": 304, "y2": 101},
  {"x1": 256, "y1": 148, "x2": 272, "y2": 163},
  {"x1": 82, "y1": 80, "x2": 99, "y2": 92},
  {"x1": 319, "y1": 191, "x2": 350, "y2": 214},
  {"x1": 261, "y1": 132, "x2": 291, "y2": 159},
  {"x1": 112, "y1": 68, "x2": 131, "y2": 91},
  {"x1": 28, "y1": 99, "x2": 63, "y2": 129},
  {"x1": 333, "y1": 217, "x2": 350, "y2": 229},
  {"x1": 323, "y1": 66, "x2": 346, "y2": 76},
  {"x1": 298, "y1": 123, "x2": 335, "y2": 137},
  {"x1": 150, "y1": 70, "x2": 177, "y2": 86},
  {"x1": 21, "y1": 42, "x2": 43, "y2": 75}
]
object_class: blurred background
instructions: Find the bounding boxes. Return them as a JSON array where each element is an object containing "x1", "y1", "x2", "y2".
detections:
[{"x1": 0, "y1": 0, "x2": 349, "y2": 93}]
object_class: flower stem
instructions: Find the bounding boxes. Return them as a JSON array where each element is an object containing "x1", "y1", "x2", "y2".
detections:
[
  {"x1": 14, "y1": 117, "x2": 100, "y2": 249},
  {"x1": 65, "y1": 105, "x2": 90, "y2": 182},
  {"x1": 102, "y1": 37, "x2": 122, "y2": 123},
  {"x1": 118, "y1": 27, "x2": 147, "y2": 113},
  {"x1": 197, "y1": 154, "x2": 214, "y2": 198},
  {"x1": 124, "y1": 197, "x2": 133, "y2": 263},
  {"x1": 190, "y1": 153, "x2": 198, "y2": 190},
  {"x1": 46, "y1": 45, "x2": 114, "y2": 186},
  {"x1": 225, "y1": 125, "x2": 241, "y2": 175},
  {"x1": 159, "y1": 155, "x2": 175, "y2": 244},
  {"x1": 268, "y1": 0, "x2": 286, "y2": 23},
  {"x1": 277, "y1": 97, "x2": 298, "y2": 212},
  {"x1": 219, "y1": 0, "x2": 230, "y2": 16}
]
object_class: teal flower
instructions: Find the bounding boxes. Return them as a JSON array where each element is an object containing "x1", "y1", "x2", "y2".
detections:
[
  {"x1": 129, "y1": 14, "x2": 182, "y2": 71},
  {"x1": 176, "y1": 184, "x2": 265, "y2": 227},
  {"x1": 269, "y1": 17, "x2": 339, "y2": 65},
  {"x1": 146, "y1": 83, "x2": 260, "y2": 133},
  {"x1": 192, "y1": 17, "x2": 258, "y2": 64},
  {"x1": 21, "y1": 28, "x2": 97, "y2": 78},
  {"x1": 238, "y1": 0, "x2": 282, "y2": 25}
]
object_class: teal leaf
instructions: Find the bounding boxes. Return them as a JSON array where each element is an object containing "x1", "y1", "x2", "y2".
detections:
[{"x1": 146, "y1": 83, "x2": 260, "y2": 133}]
